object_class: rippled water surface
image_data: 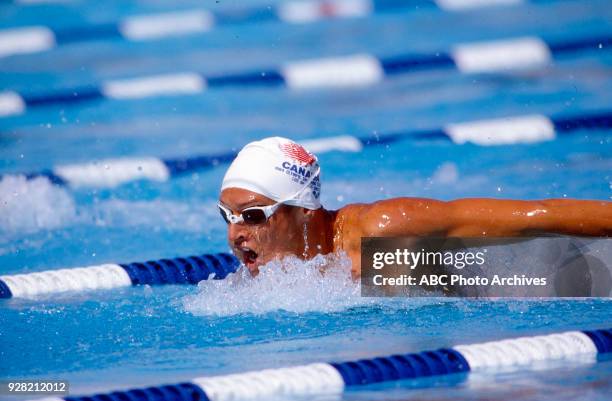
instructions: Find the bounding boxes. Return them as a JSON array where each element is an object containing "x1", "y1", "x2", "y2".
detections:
[{"x1": 1, "y1": 0, "x2": 611, "y2": 399}]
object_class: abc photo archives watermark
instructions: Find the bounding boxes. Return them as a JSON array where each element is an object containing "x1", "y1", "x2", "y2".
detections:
[{"x1": 361, "y1": 237, "x2": 612, "y2": 297}]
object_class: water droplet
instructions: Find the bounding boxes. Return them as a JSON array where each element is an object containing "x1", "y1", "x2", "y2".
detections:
[
  {"x1": 378, "y1": 214, "x2": 391, "y2": 228},
  {"x1": 302, "y1": 222, "x2": 309, "y2": 258}
]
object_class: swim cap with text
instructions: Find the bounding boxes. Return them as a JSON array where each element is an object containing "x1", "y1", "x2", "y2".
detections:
[{"x1": 221, "y1": 137, "x2": 321, "y2": 210}]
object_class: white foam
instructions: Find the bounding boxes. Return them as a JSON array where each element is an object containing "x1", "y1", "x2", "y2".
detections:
[
  {"x1": 101, "y1": 73, "x2": 206, "y2": 99},
  {"x1": 0, "y1": 175, "x2": 76, "y2": 234},
  {"x1": 0, "y1": 91, "x2": 26, "y2": 117},
  {"x1": 282, "y1": 54, "x2": 383, "y2": 89},
  {"x1": 0, "y1": 26, "x2": 55, "y2": 58},
  {"x1": 452, "y1": 37, "x2": 552, "y2": 73},
  {"x1": 183, "y1": 253, "x2": 371, "y2": 316},
  {"x1": 119, "y1": 11, "x2": 214, "y2": 40},
  {"x1": 435, "y1": 0, "x2": 523, "y2": 11},
  {"x1": 445, "y1": 114, "x2": 555, "y2": 145},
  {"x1": 277, "y1": 0, "x2": 372, "y2": 23}
]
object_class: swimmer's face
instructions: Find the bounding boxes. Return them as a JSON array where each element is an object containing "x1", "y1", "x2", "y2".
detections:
[{"x1": 219, "y1": 188, "x2": 309, "y2": 275}]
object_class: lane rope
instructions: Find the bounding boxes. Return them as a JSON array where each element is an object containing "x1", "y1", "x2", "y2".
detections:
[
  {"x1": 23, "y1": 328, "x2": 610, "y2": 401},
  {"x1": 0, "y1": 253, "x2": 239, "y2": 298},
  {"x1": 0, "y1": 0, "x2": 561, "y2": 58},
  {"x1": 3, "y1": 109, "x2": 611, "y2": 188},
  {"x1": 0, "y1": 33, "x2": 609, "y2": 117}
]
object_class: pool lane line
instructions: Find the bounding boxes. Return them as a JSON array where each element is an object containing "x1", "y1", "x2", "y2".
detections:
[
  {"x1": 0, "y1": 0, "x2": 564, "y2": 58},
  {"x1": 24, "y1": 328, "x2": 611, "y2": 401},
  {"x1": 3, "y1": 109, "x2": 611, "y2": 189},
  {"x1": 0, "y1": 253, "x2": 239, "y2": 299},
  {"x1": 1, "y1": 33, "x2": 610, "y2": 118}
]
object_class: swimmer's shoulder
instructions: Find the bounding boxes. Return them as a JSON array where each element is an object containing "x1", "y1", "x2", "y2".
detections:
[
  {"x1": 334, "y1": 197, "x2": 449, "y2": 237},
  {"x1": 334, "y1": 202, "x2": 369, "y2": 228},
  {"x1": 332, "y1": 198, "x2": 418, "y2": 237},
  {"x1": 337, "y1": 197, "x2": 441, "y2": 220},
  {"x1": 329, "y1": 203, "x2": 367, "y2": 250}
]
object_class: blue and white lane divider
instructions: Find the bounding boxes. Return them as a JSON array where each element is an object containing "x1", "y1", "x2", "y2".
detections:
[
  {"x1": 1, "y1": 34, "x2": 610, "y2": 117},
  {"x1": 0, "y1": 0, "x2": 556, "y2": 58},
  {"x1": 4, "y1": 109, "x2": 611, "y2": 188},
  {"x1": 0, "y1": 253, "x2": 239, "y2": 299},
  {"x1": 26, "y1": 328, "x2": 611, "y2": 401}
]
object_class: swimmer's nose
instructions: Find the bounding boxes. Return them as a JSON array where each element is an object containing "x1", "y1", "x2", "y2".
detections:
[{"x1": 228, "y1": 222, "x2": 248, "y2": 247}]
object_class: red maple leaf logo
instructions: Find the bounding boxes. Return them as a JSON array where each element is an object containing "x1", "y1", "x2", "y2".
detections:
[
  {"x1": 319, "y1": 1, "x2": 336, "y2": 17},
  {"x1": 279, "y1": 143, "x2": 315, "y2": 165}
]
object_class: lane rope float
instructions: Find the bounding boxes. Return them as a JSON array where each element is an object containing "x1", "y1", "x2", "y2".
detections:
[
  {"x1": 0, "y1": 0, "x2": 563, "y2": 58},
  {"x1": 25, "y1": 328, "x2": 611, "y2": 401},
  {"x1": 0, "y1": 253, "x2": 239, "y2": 299},
  {"x1": 3, "y1": 109, "x2": 611, "y2": 188},
  {"x1": 1, "y1": 33, "x2": 609, "y2": 117}
]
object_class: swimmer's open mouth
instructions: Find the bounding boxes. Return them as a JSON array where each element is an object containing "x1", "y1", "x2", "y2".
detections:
[{"x1": 240, "y1": 247, "x2": 259, "y2": 270}]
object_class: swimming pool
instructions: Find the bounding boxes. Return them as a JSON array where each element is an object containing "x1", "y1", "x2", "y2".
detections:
[{"x1": 1, "y1": 0, "x2": 611, "y2": 399}]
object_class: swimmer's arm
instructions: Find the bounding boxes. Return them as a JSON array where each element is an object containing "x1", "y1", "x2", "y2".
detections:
[
  {"x1": 357, "y1": 198, "x2": 450, "y2": 237},
  {"x1": 359, "y1": 198, "x2": 612, "y2": 237}
]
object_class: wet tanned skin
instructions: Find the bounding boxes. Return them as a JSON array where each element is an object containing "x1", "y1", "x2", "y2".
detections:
[{"x1": 220, "y1": 188, "x2": 612, "y2": 278}]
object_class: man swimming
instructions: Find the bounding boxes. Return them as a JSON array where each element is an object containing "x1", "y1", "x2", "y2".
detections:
[{"x1": 218, "y1": 137, "x2": 611, "y2": 277}]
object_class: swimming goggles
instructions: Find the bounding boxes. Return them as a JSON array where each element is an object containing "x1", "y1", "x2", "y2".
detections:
[{"x1": 218, "y1": 202, "x2": 282, "y2": 225}]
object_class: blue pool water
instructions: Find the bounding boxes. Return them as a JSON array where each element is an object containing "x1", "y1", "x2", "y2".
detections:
[{"x1": 1, "y1": 0, "x2": 612, "y2": 399}]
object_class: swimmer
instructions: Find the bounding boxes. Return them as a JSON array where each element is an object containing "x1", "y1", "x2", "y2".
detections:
[{"x1": 218, "y1": 137, "x2": 611, "y2": 277}]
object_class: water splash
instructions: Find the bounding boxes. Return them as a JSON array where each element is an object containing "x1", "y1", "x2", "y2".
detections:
[
  {"x1": 183, "y1": 252, "x2": 373, "y2": 316},
  {"x1": 0, "y1": 175, "x2": 76, "y2": 234},
  {"x1": 0, "y1": 175, "x2": 221, "y2": 237}
]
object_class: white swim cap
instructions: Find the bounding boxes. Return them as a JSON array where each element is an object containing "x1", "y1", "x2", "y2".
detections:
[{"x1": 221, "y1": 137, "x2": 322, "y2": 210}]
